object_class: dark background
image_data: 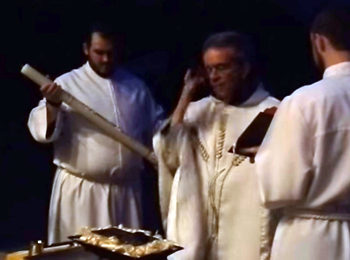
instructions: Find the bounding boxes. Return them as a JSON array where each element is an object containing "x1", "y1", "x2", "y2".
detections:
[{"x1": 0, "y1": 0, "x2": 346, "y2": 251}]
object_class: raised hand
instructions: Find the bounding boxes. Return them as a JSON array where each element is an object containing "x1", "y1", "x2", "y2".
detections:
[
  {"x1": 180, "y1": 69, "x2": 207, "y2": 101},
  {"x1": 171, "y1": 69, "x2": 207, "y2": 126}
]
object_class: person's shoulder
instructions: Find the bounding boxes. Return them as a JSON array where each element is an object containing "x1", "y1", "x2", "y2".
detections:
[
  {"x1": 277, "y1": 79, "x2": 335, "y2": 116},
  {"x1": 261, "y1": 95, "x2": 280, "y2": 107},
  {"x1": 188, "y1": 96, "x2": 212, "y2": 110},
  {"x1": 182, "y1": 97, "x2": 212, "y2": 123},
  {"x1": 253, "y1": 86, "x2": 280, "y2": 109},
  {"x1": 185, "y1": 97, "x2": 213, "y2": 120},
  {"x1": 292, "y1": 79, "x2": 325, "y2": 98},
  {"x1": 114, "y1": 68, "x2": 148, "y2": 90},
  {"x1": 55, "y1": 65, "x2": 85, "y2": 84},
  {"x1": 295, "y1": 70, "x2": 350, "y2": 99},
  {"x1": 114, "y1": 69, "x2": 157, "y2": 104}
]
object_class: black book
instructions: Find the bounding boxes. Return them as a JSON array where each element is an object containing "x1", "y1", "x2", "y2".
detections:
[{"x1": 234, "y1": 107, "x2": 277, "y2": 153}]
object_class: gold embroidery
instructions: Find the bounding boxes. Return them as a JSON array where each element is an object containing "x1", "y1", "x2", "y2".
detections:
[
  {"x1": 198, "y1": 138, "x2": 210, "y2": 162},
  {"x1": 207, "y1": 113, "x2": 248, "y2": 253},
  {"x1": 195, "y1": 110, "x2": 249, "y2": 254},
  {"x1": 215, "y1": 114, "x2": 227, "y2": 160},
  {"x1": 207, "y1": 113, "x2": 229, "y2": 252}
]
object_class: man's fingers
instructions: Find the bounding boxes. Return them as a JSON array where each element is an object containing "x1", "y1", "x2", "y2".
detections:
[
  {"x1": 43, "y1": 84, "x2": 55, "y2": 95},
  {"x1": 40, "y1": 83, "x2": 62, "y2": 104},
  {"x1": 184, "y1": 69, "x2": 191, "y2": 83},
  {"x1": 40, "y1": 83, "x2": 52, "y2": 92},
  {"x1": 48, "y1": 84, "x2": 60, "y2": 94}
]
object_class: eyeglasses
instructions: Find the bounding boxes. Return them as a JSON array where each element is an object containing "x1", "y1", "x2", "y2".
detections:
[{"x1": 205, "y1": 60, "x2": 244, "y2": 76}]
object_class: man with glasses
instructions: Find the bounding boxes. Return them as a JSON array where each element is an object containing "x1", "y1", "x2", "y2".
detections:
[{"x1": 154, "y1": 31, "x2": 279, "y2": 260}]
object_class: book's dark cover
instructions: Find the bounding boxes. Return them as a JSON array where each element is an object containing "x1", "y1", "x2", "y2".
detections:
[{"x1": 235, "y1": 107, "x2": 277, "y2": 152}]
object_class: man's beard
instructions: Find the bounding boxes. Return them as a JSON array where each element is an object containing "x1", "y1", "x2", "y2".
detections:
[{"x1": 89, "y1": 60, "x2": 114, "y2": 78}]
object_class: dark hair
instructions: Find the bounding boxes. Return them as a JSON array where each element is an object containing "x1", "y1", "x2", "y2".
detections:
[
  {"x1": 311, "y1": 6, "x2": 350, "y2": 50},
  {"x1": 202, "y1": 31, "x2": 256, "y2": 64},
  {"x1": 85, "y1": 22, "x2": 116, "y2": 46}
]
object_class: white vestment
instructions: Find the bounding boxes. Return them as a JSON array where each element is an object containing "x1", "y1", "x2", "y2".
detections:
[
  {"x1": 28, "y1": 62, "x2": 163, "y2": 244},
  {"x1": 154, "y1": 86, "x2": 280, "y2": 260},
  {"x1": 256, "y1": 62, "x2": 350, "y2": 260}
]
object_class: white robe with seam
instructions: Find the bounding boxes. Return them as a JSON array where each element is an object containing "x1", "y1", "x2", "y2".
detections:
[
  {"x1": 256, "y1": 62, "x2": 350, "y2": 260},
  {"x1": 154, "y1": 86, "x2": 280, "y2": 260},
  {"x1": 28, "y1": 62, "x2": 163, "y2": 244}
]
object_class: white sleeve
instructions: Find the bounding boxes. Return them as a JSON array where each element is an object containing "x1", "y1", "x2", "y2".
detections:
[
  {"x1": 256, "y1": 96, "x2": 314, "y2": 209},
  {"x1": 27, "y1": 99, "x2": 64, "y2": 143},
  {"x1": 153, "y1": 122, "x2": 207, "y2": 259},
  {"x1": 153, "y1": 120, "x2": 179, "y2": 229}
]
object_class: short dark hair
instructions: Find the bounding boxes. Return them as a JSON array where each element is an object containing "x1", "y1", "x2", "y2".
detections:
[
  {"x1": 311, "y1": 6, "x2": 350, "y2": 50},
  {"x1": 202, "y1": 31, "x2": 256, "y2": 63},
  {"x1": 85, "y1": 22, "x2": 116, "y2": 46}
]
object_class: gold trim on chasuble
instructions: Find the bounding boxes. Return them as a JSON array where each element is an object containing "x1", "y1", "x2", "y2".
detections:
[{"x1": 196, "y1": 112, "x2": 247, "y2": 257}]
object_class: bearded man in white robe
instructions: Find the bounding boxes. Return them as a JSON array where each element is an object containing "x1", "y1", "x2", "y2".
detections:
[
  {"x1": 255, "y1": 7, "x2": 350, "y2": 260},
  {"x1": 28, "y1": 23, "x2": 163, "y2": 244},
  {"x1": 153, "y1": 32, "x2": 280, "y2": 260}
]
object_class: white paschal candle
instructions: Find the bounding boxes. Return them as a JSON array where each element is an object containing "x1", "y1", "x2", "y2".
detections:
[
  {"x1": 21, "y1": 64, "x2": 158, "y2": 167},
  {"x1": 21, "y1": 64, "x2": 52, "y2": 86}
]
